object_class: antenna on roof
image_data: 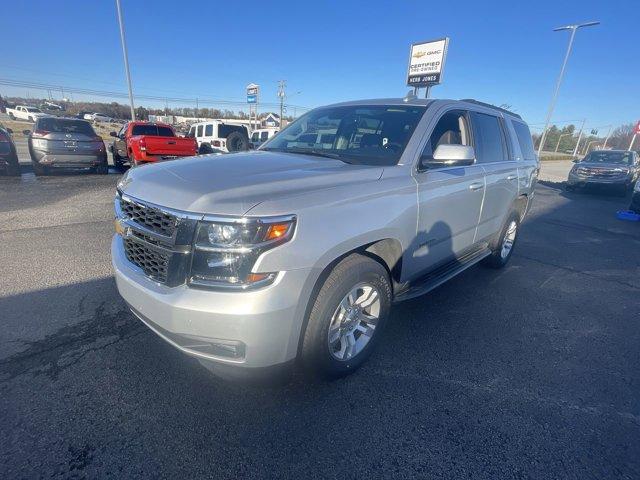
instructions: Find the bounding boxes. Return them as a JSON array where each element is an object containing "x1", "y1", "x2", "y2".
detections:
[{"x1": 403, "y1": 90, "x2": 418, "y2": 102}]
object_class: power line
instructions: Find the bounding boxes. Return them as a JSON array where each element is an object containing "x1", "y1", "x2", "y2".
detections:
[{"x1": 0, "y1": 77, "x2": 312, "y2": 112}]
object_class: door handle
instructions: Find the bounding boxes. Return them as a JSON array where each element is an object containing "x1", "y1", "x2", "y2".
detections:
[
  {"x1": 469, "y1": 182, "x2": 484, "y2": 191},
  {"x1": 168, "y1": 141, "x2": 176, "y2": 145},
  {"x1": 506, "y1": 174, "x2": 517, "y2": 181}
]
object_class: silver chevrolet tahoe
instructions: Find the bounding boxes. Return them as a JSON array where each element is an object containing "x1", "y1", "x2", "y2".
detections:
[{"x1": 112, "y1": 97, "x2": 538, "y2": 379}]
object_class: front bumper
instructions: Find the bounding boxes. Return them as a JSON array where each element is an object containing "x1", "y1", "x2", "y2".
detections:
[
  {"x1": 567, "y1": 171, "x2": 630, "y2": 187},
  {"x1": 112, "y1": 235, "x2": 316, "y2": 370}
]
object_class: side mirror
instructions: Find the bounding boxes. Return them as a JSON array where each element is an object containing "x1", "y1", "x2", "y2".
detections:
[
  {"x1": 23, "y1": 129, "x2": 31, "y2": 136},
  {"x1": 572, "y1": 158, "x2": 579, "y2": 163},
  {"x1": 110, "y1": 131, "x2": 117, "y2": 137},
  {"x1": 421, "y1": 144, "x2": 475, "y2": 169}
]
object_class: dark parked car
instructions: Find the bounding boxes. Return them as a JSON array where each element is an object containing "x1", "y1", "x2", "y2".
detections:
[
  {"x1": 0, "y1": 122, "x2": 20, "y2": 176},
  {"x1": 567, "y1": 150, "x2": 639, "y2": 196},
  {"x1": 26, "y1": 117, "x2": 108, "y2": 175}
]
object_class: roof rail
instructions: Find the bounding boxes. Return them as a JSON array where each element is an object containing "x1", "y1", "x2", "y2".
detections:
[{"x1": 460, "y1": 99, "x2": 522, "y2": 119}]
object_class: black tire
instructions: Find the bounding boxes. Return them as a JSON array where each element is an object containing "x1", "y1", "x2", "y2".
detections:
[
  {"x1": 565, "y1": 183, "x2": 575, "y2": 192},
  {"x1": 113, "y1": 151, "x2": 125, "y2": 170},
  {"x1": 94, "y1": 159, "x2": 109, "y2": 175},
  {"x1": 28, "y1": 116, "x2": 34, "y2": 122},
  {"x1": 32, "y1": 161, "x2": 48, "y2": 176},
  {"x1": 482, "y1": 211, "x2": 520, "y2": 269},
  {"x1": 8, "y1": 113, "x2": 15, "y2": 120},
  {"x1": 301, "y1": 253, "x2": 392, "y2": 379},
  {"x1": 5, "y1": 161, "x2": 20, "y2": 176},
  {"x1": 198, "y1": 142, "x2": 215, "y2": 155},
  {"x1": 225, "y1": 131, "x2": 249, "y2": 152}
]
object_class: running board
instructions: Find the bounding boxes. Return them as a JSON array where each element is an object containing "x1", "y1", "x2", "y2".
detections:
[{"x1": 393, "y1": 247, "x2": 492, "y2": 303}]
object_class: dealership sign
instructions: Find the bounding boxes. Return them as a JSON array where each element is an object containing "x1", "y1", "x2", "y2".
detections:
[
  {"x1": 246, "y1": 83, "x2": 259, "y2": 103},
  {"x1": 406, "y1": 38, "x2": 449, "y2": 87}
]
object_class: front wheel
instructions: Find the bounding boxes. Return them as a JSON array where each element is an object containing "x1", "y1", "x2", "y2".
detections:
[
  {"x1": 32, "y1": 161, "x2": 48, "y2": 176},
  {"x1": 482, "y1": 212, "x2": 520, "y2": 269},
  {"x1": 301, "y1": 254, "x2": 392, "y2": 379}
]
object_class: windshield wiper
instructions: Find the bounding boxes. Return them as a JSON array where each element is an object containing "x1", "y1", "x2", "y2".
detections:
[{"x1": 263, "y1": 147, "x2": 351, "y2": 163}]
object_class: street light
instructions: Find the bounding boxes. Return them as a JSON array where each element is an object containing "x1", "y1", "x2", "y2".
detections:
[
  {"x1": 115, "y1": 0, "x2": 136, "y2": 121},
  {"x1": 584, "y1": 140, "x2": 599, "y2": 155},
  {"x1": 537, "y1": 21, "x2": 599, "y2": 156}
]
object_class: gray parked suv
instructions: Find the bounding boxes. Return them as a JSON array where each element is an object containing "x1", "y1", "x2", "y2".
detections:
[
  {"x1": 112, "y1": 97, "x2": 538, "y2": 379},
  {"x1": 26, "y1": 117, "x2": 108, "y2": 175}
]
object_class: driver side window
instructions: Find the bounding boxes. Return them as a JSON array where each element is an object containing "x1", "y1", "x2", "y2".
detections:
[{"x1": 421, "y1": 110, "x2": 470, "y2": 163}]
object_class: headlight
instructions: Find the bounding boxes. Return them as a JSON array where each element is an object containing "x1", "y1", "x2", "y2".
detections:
[{"x1": 189, "y1": 215, "x2": 296, "y2": 290}]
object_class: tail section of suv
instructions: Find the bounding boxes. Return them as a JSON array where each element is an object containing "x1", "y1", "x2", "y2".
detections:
[
  {"x1": 27, "y1": 117, "x2": 108, "y2": 175},
  {"x1": 112, "y1": 97, "x2": 538, "y2": 380}
]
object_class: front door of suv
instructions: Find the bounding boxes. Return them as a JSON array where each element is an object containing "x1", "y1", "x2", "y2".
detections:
[{"x1": 407, "y1": 109, "x2": 485, "y2": 280}]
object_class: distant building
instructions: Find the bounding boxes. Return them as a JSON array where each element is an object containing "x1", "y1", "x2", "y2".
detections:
[{"x1": 262, "y1": 113, "x2": 281, "y2": 128}]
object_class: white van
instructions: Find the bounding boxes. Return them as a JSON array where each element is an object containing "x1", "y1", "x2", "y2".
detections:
[
  {"x1": 250, "y1": 128, "x2": 279, "y2": 148},
  {"x1": 187, "y1": 121, "x2": 250, "y2": 153}
]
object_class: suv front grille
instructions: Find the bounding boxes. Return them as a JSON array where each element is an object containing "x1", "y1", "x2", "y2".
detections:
[
  {"x1": 123, "y1": 238, "x2": 170, "y2": 283},
  {"x1": 119, "y1": 196, "x2": 177, "y2": 237}
]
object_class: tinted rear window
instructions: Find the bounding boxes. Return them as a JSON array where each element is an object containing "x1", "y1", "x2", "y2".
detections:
[
  {"x1": 38, "y1": 118, "x2": 95, "y2": 135},
  {"x1": 512, "y1": 121, "x2": 536, "y2": 161},
  {"x1": 156, "y1": 126, "x2": 175, "y2": 137},
  {"x1": 131, "y1": 125, "x2": 174, "y2": 136}
]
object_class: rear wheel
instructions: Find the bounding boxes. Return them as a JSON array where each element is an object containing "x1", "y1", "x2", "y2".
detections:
[
  {"x1": 482, "y1": 212, "x2": 520, "y2": 269},
  {"x1": 94, "y1": 159, "x2": 109, "y2": 174},
  {"x1": 4, "y1": 157, "x2": 20, "y2": 176},
  {"x1": 198, "y1": 142, "x2": 214, "y2": 155},
  {"x1": 32, "y1": 161, "x2": 48, "y2": 176},
  {"x1": 301, "y1": 254, "x2": 392, "y2": 379}
]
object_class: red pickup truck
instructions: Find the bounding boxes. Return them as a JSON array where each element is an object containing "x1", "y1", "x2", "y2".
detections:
[{"x1": 110, "y1": 122, "x2": 197, "y2": 167}]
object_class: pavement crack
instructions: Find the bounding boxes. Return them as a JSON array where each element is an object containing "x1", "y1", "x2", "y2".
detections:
[
  {"x1": 515, "y1": 253, "x2": 640, "y2": 291},
  {"x1": 0, "y1": 303, "x2": 145, "y2": 383}
]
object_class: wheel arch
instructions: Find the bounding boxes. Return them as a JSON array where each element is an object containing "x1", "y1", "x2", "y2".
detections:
[{"x1": 294, "y1": 238, "x2": 403, "y2": 359}]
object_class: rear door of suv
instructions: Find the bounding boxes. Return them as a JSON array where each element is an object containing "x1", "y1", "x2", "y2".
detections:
[{"x1": 470, "y1": 110, "x2": 519, "y2": 243}]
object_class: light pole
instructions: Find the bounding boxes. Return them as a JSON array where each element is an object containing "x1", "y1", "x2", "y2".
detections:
[
  {"x1": 537, "y1": 21, "x2": 599, "y2": 156},
  {"x1": 115, "y1": 0, "x2": 136, "y2": 121},
  {"x1": 584, "y1": 140, "x2": 599, "y2": 155},
  {"x1": 554, "y1": 133, "x2": 572, "y2": 152}
]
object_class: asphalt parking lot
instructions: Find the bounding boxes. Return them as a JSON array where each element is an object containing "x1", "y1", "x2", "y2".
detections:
[{"x1": 1, "y1": 169, "x2": 639, "y2": 479}]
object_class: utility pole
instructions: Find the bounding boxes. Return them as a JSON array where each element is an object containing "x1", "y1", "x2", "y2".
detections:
[
  {"x1": 537, "y1": 21, "x2": 599, "y2": 156},
  {"x1": 277, "y1": 80, "x2": 286, "y2": 129},
  {"x1": 555, "y1": 133, "x2": 571, "y2": 153},
  {"x1": 572, "y1": 119, "x2": 586, "y2": 157},
  {"x1": 115, "y1": 0, "x2": 136, "y2": 121},
  {"x1": 602, "y1": 125, "x2": 612, "y2": 149}
]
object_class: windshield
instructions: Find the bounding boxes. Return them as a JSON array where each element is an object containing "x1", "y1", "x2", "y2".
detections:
[
  {"x1": 261, "y1": 105, "x2": 426, "y2": 165},
  {"x1": 581, "y1": 151, "x2": 633, "y2": 165}
]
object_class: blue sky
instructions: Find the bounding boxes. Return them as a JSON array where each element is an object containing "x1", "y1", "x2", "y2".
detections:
[{"x1": 1, "y1": 0, "x2": 637, "y2": 131}]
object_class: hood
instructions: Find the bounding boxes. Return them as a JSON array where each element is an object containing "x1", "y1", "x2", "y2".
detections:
[{"x1": 120, "y1": 151, "x2": 384, "y2": 216}]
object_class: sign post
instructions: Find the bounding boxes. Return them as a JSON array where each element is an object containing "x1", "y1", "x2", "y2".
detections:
[
  {"x1": 406, "y1": 37, "x2": 449, "y2": 98},
  {"x1": 629, "y1": 121, "x2": 640, "y2": 151},
  {"x1": 246, "y1": 83, "x2": 259, "y2": 132}
]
